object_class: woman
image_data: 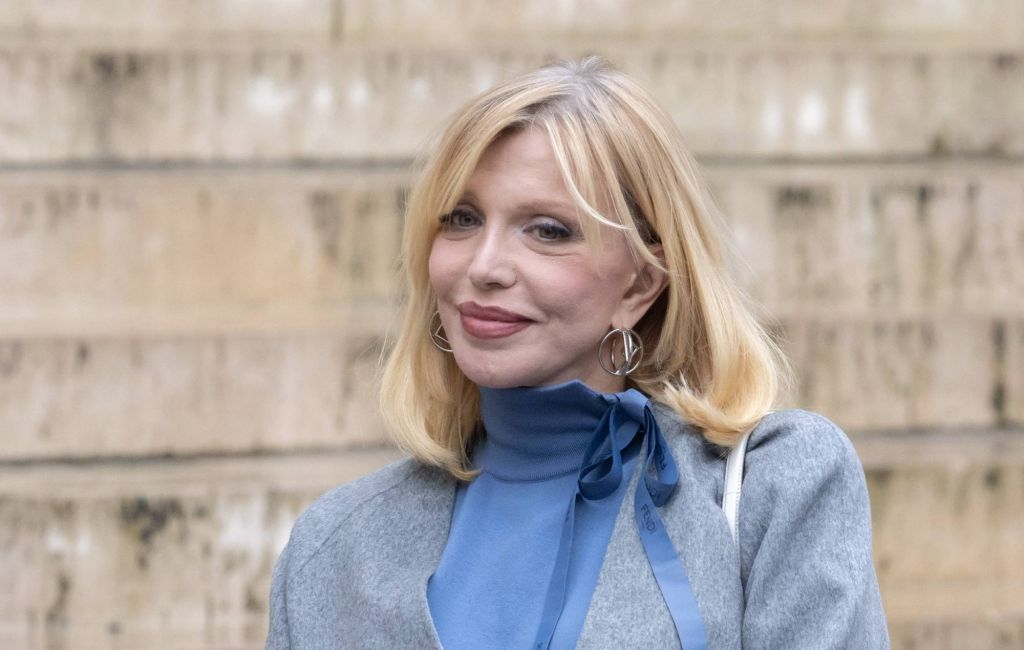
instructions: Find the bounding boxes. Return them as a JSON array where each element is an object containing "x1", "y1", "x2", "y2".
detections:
[{"x1": 265, "y1": 57, "x2": 889, "y2": 649}]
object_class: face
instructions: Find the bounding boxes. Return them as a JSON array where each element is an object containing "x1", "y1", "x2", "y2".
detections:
[{"x1": 428, "y1": 127, "x2": 665, "y2": 392}]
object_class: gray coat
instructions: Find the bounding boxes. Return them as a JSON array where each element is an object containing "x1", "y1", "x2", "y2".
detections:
[{"x1": 265, "y1": 406, "x2": 890, "y2": 649}]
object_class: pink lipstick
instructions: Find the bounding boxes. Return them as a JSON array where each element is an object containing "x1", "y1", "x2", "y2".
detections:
[{"x1": 458, "y1": 302, "x2": 533, "y2": 339}]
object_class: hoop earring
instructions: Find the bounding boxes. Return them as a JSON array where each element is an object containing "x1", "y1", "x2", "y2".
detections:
[
  {"x1": 429, "y1": 311, "x2": 453, "y2": 353},
  {"x1": 598, "y1": 327, "x2": 643, "y2": 376}
]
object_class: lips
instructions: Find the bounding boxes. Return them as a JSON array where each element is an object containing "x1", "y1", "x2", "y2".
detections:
[{"x1": 457, "y1": 301, "x2": 533, "y2": 339}]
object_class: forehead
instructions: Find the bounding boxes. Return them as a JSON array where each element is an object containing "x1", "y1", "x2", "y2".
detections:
[{"x1": 464, "y1": 128, "x2": 570, "y2": 200}]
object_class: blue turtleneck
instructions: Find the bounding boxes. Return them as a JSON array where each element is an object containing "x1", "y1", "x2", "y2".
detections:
[{"x1": 426, "y1": 380, "x2": 645, "y2": 649}]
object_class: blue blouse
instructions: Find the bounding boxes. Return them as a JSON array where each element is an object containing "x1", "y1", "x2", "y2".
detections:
[{"x1": 426, "y1": 380, "x2": 645, "y2": 649}]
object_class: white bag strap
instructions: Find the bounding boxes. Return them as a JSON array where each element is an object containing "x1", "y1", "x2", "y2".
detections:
[{"x1": 722, "y1": 429, "x2": 752, "y2": 545}]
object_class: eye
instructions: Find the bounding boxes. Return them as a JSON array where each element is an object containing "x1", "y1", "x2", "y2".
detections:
[
  {"x1": 439, "y1": 207, "x2": 481, "y2": 231},
  {"x1": 525, "y1": 218, "x2": 575, "y2": 242}
]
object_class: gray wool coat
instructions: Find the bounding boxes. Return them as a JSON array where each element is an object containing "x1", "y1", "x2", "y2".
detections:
[{"x1": 265, "y1": 406, "x2": 890, "y2": 649}]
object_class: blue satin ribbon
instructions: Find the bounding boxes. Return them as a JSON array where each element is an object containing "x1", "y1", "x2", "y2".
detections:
[{"x1": 532, "y1": 390, "x2": 708, "y2": 650}]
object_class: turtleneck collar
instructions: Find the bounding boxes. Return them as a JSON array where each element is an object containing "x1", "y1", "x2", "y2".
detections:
[{"x1": 474, "y1": 379, "x2": 646, "y2": 482}]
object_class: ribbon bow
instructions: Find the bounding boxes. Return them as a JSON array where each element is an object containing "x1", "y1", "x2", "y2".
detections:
[{"x1": 533, "y1": 390, "x2": 708, "y2": 650}]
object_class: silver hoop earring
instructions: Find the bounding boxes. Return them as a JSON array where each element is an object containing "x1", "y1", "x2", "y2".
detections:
[
  {"x1": 598, "y1": 327, "x2": 643, "y2": 376},
  {"x1": 429, "y1": 311, "x2": 453, "y2": 353}
]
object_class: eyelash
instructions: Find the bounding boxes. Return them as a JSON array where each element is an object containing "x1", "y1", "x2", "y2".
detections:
[
  {"x1": 525, "y1": 220, "x2": 573, "y2": 241},
  {"x1": 439, "y1": 208, "x2": 481, "y2": 230},
  {"x1": 439, "y1": 208, "x2": 575, "y2": 242}
]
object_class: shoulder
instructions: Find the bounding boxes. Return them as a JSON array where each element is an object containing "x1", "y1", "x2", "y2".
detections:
[
  {"x1": 650, "y1": 403, "x2": 867, "y2": 511},
  {"x1": 283, "y1": 456, "x2": 452, "y2": 572},
  {"x1": 744, "y1": 408, "x2": 864, "y2": 482},
  {"x1": 738, "y1": 409, "x2": 872, "y2": 550},
  {"x1": 651, "y1": 403, "x2": 860, "y2": 470}
]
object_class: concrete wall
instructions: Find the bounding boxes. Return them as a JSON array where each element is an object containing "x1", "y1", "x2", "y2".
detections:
[{"x1": 1, "y1": 1, "x2": 1022, "y2": 648}]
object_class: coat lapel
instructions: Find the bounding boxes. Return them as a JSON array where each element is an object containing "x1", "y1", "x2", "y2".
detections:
[{"x1": 576, "y1": 437, "x2": 684, "y2": 648}]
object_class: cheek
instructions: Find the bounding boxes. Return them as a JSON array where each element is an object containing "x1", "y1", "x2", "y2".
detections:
[
  {"x1": 538, "y1": 265, "x2": 616, "y2": 325},
  {"x1": 427, "y1": 240, "x2": 454, "y2": 296}
]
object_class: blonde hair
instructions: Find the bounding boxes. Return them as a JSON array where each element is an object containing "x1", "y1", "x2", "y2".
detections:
[{"x1": 379, "y1": 56, "x2": 793, "y2": 480}]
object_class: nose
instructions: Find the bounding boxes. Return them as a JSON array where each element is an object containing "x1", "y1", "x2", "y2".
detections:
[{"x1": 466, "y1": 227, "x2": 516, "y2": 289}]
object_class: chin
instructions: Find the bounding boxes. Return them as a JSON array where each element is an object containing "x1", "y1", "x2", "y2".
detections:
[
  {"x1": 454, "y1": 355, "x2": 547, "y2": 389},
  {"x1": 460, "y1": 368, "x2": 535, "y2": 390}
]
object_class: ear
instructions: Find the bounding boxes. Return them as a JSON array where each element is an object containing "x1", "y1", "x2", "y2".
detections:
[{"x1": 612, "y1": 245, "x2": 669, "y2": 330}]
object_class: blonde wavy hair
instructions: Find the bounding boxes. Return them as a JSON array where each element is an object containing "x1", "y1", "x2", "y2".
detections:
[{"x1": 379, "y1": 56, "x2": 793, "y2": 480}]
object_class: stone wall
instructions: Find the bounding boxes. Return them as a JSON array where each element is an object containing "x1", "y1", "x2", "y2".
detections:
[{"x1": 0, "y1": 2, "x2": 1022, "y2": 648}]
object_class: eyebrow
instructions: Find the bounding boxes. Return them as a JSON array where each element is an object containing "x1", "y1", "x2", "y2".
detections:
[{"x1": 460, "y1": 191, "x2": 577, "y2": 216}]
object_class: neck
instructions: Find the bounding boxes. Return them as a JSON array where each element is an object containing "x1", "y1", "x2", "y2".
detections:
[
  {"x1": 551, "y1": 370, "x2": 626, "y2": 395},
  {"x1": 473, "y1": 379, "x2": 643, "y2": 481},
  {"x1": 579, "y1": 374, "x2": 626, "y2": 394}
]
